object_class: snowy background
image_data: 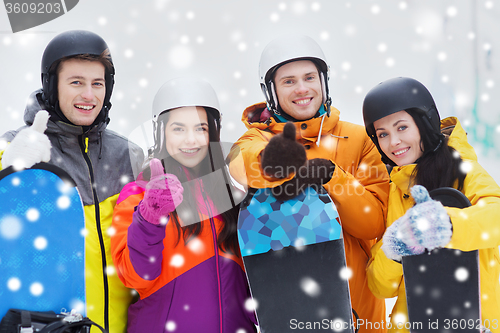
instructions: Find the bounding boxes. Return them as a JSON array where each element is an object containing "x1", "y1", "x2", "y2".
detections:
[{"x1": 1, "y1": 0, "x2": 500, "y2": 318}]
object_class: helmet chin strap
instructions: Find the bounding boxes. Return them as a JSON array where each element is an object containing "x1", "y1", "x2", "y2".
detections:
[{"x1": 320, "y1": 72, "x2": 331, "y2": 117}]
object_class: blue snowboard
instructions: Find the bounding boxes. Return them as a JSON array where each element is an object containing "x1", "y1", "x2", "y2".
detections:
[
  {"x1": 0, "y1": 163, "x2": 85, "y2": 319},
  {"x1": 238, "y1": 186, "x2": 354, "y2": 332}
]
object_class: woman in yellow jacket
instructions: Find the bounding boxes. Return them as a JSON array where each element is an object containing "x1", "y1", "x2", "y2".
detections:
[{"x1": 363, "y1": 77, "x2": 500, "y2": 333}]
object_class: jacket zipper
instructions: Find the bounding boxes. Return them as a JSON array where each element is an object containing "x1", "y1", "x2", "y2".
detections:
[
  {"x1": 79, "y1": 134, "x2": 110, "y2": 332},
  {"x1": 210, "y1": 215, "x2": 223, "y2": 333},
  {"x1": 201, "y1": 185, "x2": 223, "y2": 333}
]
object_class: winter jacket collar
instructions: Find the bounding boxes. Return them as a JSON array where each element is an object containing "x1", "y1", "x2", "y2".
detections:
[{"x1": 241, "y1": 101, "x2": 341, "y2": 145}]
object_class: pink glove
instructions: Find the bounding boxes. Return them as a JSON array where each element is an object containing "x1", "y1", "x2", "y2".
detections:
[{"x1": 139, "y1": 158, "x2": 184, "y2": 225}]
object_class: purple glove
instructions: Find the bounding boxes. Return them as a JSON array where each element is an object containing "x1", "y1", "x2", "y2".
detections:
[{"x1": 138, "y1": 158, "x2": 184, "y2": 225}]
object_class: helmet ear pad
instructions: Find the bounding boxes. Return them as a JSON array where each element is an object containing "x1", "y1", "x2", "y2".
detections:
[
  {"x1": 41, "y1": 71, "x2": 57, "y2": 108},
  {"x1": 104, "y1": 72, "x2": 114, "y2": 111},
  {"x1": 269, "y1": 81, "x2": 280, "y2": 115},
  {"x1": 152, "y1": 119, "x2": 165, "y2": 157},
  {"x1": 320, "y1": 72, "x2": 327, "y2": 105}
]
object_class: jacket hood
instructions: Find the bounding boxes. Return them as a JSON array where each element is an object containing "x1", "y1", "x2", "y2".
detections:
[
  {"x1": 241, "y1": 101, "x2": 341, "y2": 144},
  {"x1": 441, "y1": 116, "x2": 477, "y2": 161},
  {"x1": 25, "y1": 89, "x2": 108, "y2": 136},
  {"x1": 24, "y1": 90, "x2": 45, "y2": 127}
]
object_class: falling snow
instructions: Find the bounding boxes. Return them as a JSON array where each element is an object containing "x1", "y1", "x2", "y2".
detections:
[
  {"x1": 300, "y1": 277, "x2": 321, "y2": 297},
  {"x1": 0, "y1": 215, "x2": 23, "y2": 239},
  {"x1": 33, "y1": 236, "x2": 48, "y2": 250},
  {"x1": 339, "y1": 266, "x2": 353, "y2": 280},
  {"x1": 165, "y1": 321, "x2": 177, "y2": 332},
  {"x1": 170, "y1": 254, "x2": 185, "y2": 267},
  {"x1": 244, "y1": 297, "x2": 258, "y2": 311},
  {"x1": 30, "y1": 282, "x2": 44, "y2": 296},
  {"x1": 455, "y1": 267, "x2": 469, "y2": 282},
  {"x1": 1, "y1": 1, "x2": 500, "y2": 328},
  {"x1": 187, "y1": 237, "x2": 204, "y2": 254},
  {"x1": 7, "y1": 277, "x2": 21, "y2": 291}
]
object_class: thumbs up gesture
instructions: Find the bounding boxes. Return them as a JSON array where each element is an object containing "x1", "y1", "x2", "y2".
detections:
[
  {"x1": 261, "y1": 122, "x2": 307, "y2": 179},
  {"x1": 1, "y1": 110, "x2": 52, "y2": 170},
  {"x1": 139, "y1": 158, "x2": 184, "y2": 226},
  {"x1": 382, "y1": 185, "x2": 453, "y2": 261}
]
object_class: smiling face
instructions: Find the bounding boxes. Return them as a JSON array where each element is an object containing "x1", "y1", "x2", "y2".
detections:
[
  {"x1": 57, "y1": 58, "x2": 105, "y2": 126},
  {"x1": 164, "y1": 106, "x2": 209, "y2": 171},
  {"x1": 373, "y1": 110, "x2": 424, "y2": 166},
  {"x1": 274, "y1": 60, "x2": 323, "y2": 120}
]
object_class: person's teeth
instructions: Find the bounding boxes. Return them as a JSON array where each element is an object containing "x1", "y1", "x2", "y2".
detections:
[
  {"x1": 75, "y1": 105, "x2": 93, "y2": 110},
  {"x1": 180, "y1": 148, "x2": 198, "y2": 153},
  {"x1": 295, "y1": 99, "x2": 311, "y2": 105},
  {"x1": 394, "y1": 148, "x2": 409, "y2": 156}
]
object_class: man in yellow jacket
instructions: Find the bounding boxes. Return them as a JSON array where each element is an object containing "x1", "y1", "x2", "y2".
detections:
[{"x1": 228, "y1": 34, "x2": 390, "y2": 332}]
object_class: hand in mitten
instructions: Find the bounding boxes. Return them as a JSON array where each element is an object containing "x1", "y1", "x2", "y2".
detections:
[
  {"x1": 139, "y1": 158, "x2": 184, "y2": 225},
  {"x1": 405, "y1": 185, "x2": 453, "y2": 251},
  {"x1": 271, "y1": 158, "x2": 335, "y2": 201},
  {"x1": 481, "y1": 326, "x2": 492, "y2": 333},
  {"x1": 261, "y1": 122, "x2": 307, "y2": 179},
  {"x1": 381, "y1": 185, "x2": 452, "y2": 260},
  {"x1": 381, "y1": 218, "x2": 426, "y2": 262},
  {"x1": 2, "y1": 110, "x2": 51, "y2": 170}
]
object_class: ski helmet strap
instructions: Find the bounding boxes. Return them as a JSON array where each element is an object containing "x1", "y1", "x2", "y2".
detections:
[
  {"x1": 269, "y1": 81, "x2": 281, "y2": 115},
  {"x1": 152, "y1": 118, "x2": 165, "y2": 156},
  {"x1": 321, "y1": 72, "x2": 331, "y2": 116}
]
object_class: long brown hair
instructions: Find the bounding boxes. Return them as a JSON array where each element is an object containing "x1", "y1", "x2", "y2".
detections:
[{"x1": 406, "y1": 109, "x2": 467, "y2": 192}]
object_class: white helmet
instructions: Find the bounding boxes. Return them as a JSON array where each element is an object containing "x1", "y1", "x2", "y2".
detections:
[
  {"x1": 259, "y1": 35, "x2": 331, "y2": 116},
  {"x1": 151, "y1": 77, "x2": 221, "y2": 154}
]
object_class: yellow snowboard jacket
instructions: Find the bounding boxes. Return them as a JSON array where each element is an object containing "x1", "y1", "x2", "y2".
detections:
[{"x1": 367, "y1": 117, "x2": 500, "y2": 332}]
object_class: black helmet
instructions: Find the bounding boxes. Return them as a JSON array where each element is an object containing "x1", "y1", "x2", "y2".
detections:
[
  {"x1": 362, "y1": 77, "x2": 443, "y2": 165},
  {"x1": 41, "y1": 30, "x2": 115, "y2": 118}
]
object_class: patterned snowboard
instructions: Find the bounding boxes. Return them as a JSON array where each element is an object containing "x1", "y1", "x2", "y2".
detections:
[
  {"x1": 238, "y1": 186, "x2": 354, "y2": 332},
  {"x1": 0, "y1": 163, "x2": 85, "y2": 319},
  {"x1": 402, "y1": 187, "x2": 480, "y2": 333}
]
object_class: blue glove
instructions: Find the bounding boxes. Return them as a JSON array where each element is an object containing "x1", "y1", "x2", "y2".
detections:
[
  {"x1": 382, "y1": 185, "x2": 452, "y2": 261},
  {"x1": 405, "y1": 185, "x2": 452, "y2": 250}
]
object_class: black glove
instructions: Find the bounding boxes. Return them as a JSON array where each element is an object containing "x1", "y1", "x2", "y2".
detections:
[
  {"x1": 271, "y1": 158, "x2": 335, "y2": 201},
  {"x1": 261, "y1": 122, "x2": 307, "y2": 179}
]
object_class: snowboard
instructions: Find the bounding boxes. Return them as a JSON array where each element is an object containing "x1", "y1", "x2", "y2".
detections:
[
  {"x1": 238, "y1": 186, "x2": 354, "y2": 333},
  {"x1": 0, "y1": 163, "x2": 85, "y2": 319},
  {"x1": 402, "y1": 187, "x2": 480, "y2": 333}
]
